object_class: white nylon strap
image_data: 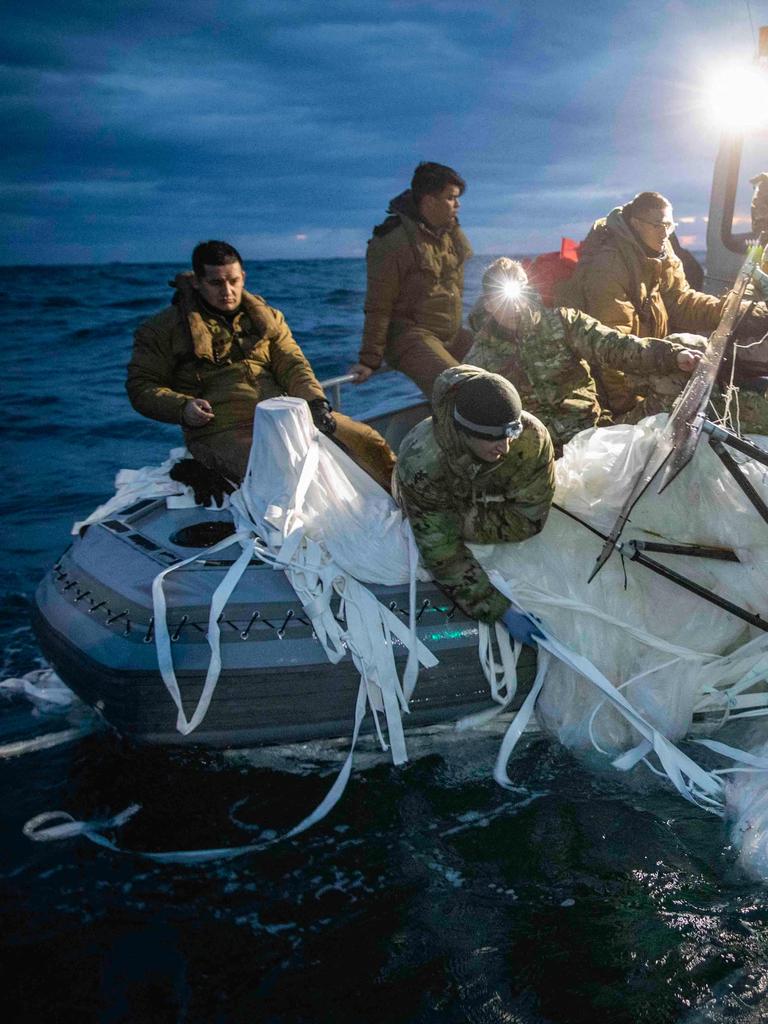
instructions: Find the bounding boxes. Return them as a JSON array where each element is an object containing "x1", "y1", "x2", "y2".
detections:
[
  {"x1": 21, "y1": 680, "x2": 371, "y2": 864},
  {"x1": 403, "y1": 524, "x2": 420, "y2": 701},
  {"x1": 477, "y1": 621, "x2": 519, "y2": 704},
  {"x1": 151, "y1": 530, "x2": 254, "y2": 734},
  {"x1": 693, "y1": 737, "x2": 768, "y2": 769},
  {"x1": 493, "y1": 647, "x2": 551, "y2": 789}
]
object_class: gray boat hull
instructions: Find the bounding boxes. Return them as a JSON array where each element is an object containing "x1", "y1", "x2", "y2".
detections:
[{"x1": 33, "y1": 496, "x2": 534, "y2": 748}]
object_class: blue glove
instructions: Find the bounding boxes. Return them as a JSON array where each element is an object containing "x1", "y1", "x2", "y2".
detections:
[{"x1": 500, "y1": 606, "x2": 543, "y2": 645}]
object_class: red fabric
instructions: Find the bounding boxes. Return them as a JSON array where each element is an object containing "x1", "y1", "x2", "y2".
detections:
[{"x1": 522, "y1": 238, "x2": 581, "y2": 306}]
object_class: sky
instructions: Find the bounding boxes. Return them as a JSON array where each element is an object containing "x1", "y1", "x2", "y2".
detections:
[{"x1": 2, "y1": 0, "x2": 768, "y2": 265}]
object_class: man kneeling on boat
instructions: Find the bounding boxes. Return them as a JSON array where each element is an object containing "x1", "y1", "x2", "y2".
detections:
[
  {"x1": 466, "y1": 258, "x2": 701, "y2": 455},
  {"x1": 126, "y1": 240, "x2": 396, "y2": 497},
  {"x1": 395, "y1": 366, "x2": 554, "y2": 645}
]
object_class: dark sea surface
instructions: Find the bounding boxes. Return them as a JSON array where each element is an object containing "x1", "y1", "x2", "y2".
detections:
[{"x1": 2, "y1": 257, "x2": 767, "y2": 1024}]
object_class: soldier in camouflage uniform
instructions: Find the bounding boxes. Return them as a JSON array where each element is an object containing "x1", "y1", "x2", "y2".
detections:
[
  {"x1": 127, "y1": 240, "x2": 396, "y2": 491},
  {"x1": 395, "y1": 366, "x2": 554, "y2": 634},
  {"x1": 348, "y1": 162, "x2": 474, "y2": 398},
  {"x1": 465, "y1": 259, "x2": 700, "y2": 455}
]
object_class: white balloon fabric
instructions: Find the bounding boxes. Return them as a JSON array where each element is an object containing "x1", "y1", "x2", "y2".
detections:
[
  {"x1": 146, "y1": 400, "x2": 768, "y2": 873},
  {"x1": 478, "y1": 417, "x2": 768, "y2": 753}
]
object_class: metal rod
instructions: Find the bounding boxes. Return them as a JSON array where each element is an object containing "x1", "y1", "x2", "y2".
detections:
[
  {"x1": 627, "y1": 549, "x2": 768, "y2": 630},
  {"x1": 709, "y1": 439, "x2": 768, "y2": 525},
  {"x1": 702, "y1": 419, "x2": 768, "y2": 467},
  {"x1": 553, "y1": 503, "x2": 768, "y2": 632},
  {"x1": 625, "y1": 540, "x2": 739, "y2": 562}
]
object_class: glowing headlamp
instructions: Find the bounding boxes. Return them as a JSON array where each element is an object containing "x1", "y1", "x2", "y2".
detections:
[
  {"x1": 454, "y1": 409, "x2": 523, "y2": 440},
  {"x1": 501, "y1": 278, "x2": 524, "y2": 302}
]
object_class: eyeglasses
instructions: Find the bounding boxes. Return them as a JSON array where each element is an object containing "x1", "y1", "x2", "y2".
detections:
[{"x1": 634, "y1": 216, "x2": 678, "y2": 234}]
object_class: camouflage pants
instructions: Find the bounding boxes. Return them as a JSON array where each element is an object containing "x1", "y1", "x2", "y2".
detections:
[
  {"x1": 385, "y1": 326, "x2": 474, "y2": 401},
  {"x1": 189, "y1": 411, "x2": 396, "y2": 492}
]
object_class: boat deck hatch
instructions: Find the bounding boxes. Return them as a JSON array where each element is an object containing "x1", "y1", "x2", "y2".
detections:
[
  {"x1": 103, "y1": 519, "x2": 131, "y2": 533},
  {"x1": 170, "y1": 521, "x2": 237, "y2": 548}
]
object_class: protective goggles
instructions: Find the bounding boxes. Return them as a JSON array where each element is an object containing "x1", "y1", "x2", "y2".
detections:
[{"x1": 454, "y1": 409, "x2": 523, "y2": 440}]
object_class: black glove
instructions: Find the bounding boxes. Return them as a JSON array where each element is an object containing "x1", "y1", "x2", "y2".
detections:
[
  {"x1": 308, "y1": 397, "x2": 337, "y2": 436},
  {"x1": 169, "y1": 458, "x2": 236, "y2": 508}
]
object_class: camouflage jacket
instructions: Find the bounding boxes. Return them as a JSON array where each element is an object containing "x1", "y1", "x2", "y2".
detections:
[
  {"x1": 395, "y1": 365, "x2": 555, "y2": 622},
  {"x1": 359, "y1": 190, "x2": 473, "y2": 369},
  {"x1": 465, "y1": 303, "x2": 688, "y2": 453},
  {"x1": 126, "y1": 275, "x2": 325, "y2": 446}
]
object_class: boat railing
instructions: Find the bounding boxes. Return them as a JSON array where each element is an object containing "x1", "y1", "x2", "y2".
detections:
[{"x1": 319, "y1": 368, "x2": 391, "y2": 411}]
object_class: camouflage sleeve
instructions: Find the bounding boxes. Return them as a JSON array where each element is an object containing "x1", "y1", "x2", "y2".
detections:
[
  {"x1": 397, "y1": 480, "x2": 510, "y2": 623},
  {"x1": 467, "y1": 296, "x2": 489, "y2": 334},
  {"x1": 497, "y1": 417, "x2": 555, "y2": 542},
  {"x1": 126, "y1": 316, "x2": 194, "y2": 424},
  {"x1": 661, "y1": 254, "x2": 727, "y2": 334},
  {"x1": 359, "y1": 237, "x2": 403, "y2": 369},
  {"x1": 559, "y1": 308, "x2": 684, "y2": 376},
  {"x1": 267, "y1": 308, "x2": 326, "y2": 403}
]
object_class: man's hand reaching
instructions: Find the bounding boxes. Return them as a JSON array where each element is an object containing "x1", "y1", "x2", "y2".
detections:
[
  {"x1": 348, "y1": 363, "x2": 374, "y2": 384},
  {"x1": 676, "y1": 350, "x2": 701, "y2": 374}
]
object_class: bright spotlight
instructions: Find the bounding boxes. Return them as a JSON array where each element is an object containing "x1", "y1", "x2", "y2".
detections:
[{"x1": 705, "y1": 63, "x2": 768, "y2": 132}]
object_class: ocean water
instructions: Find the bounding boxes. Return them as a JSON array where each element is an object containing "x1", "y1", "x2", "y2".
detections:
[{"x1": 2, "y1": 257, "x2": 767, "y2": 1024}]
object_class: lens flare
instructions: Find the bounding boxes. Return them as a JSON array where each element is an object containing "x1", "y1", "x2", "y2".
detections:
[{"x1": 502, "y1": 279, "x2": 523, "y2": 302}]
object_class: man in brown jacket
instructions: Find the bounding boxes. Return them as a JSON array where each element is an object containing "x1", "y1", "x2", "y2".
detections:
[
  {"x1": 348, "y1": 162, "x2": 474, "y2": 399},
  {"x1": 557, "y1": 191, "x2": 768, "y2": 418},
  {"x1": 127, "y1": 240, "x2": 395, "y2": 492}
]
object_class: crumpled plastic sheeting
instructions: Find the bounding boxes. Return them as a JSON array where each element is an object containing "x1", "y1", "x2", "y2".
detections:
[
  {"x1": 727, "y1": 736, "x2": 768, "y2": 879},
  {"x1": 0, "y1": 668, "x2": 77, "y2": 712},
  {"x1": 473, "y1": 417, "x2": 768, "y2": 754},
  {"x1": 71, "y1": 446, "x2": 197, "y2": 534}
]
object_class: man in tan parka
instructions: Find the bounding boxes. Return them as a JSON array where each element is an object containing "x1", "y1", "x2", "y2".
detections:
[
  {"x1": 556, "y1": 191, "x2": 768, "y2": 419},
  {"x1": 349, "y1": 162, "x2": 474, "y2": 399},
  {"x1": 127, "y1": 240, "x2": 395, "y2": 491}
]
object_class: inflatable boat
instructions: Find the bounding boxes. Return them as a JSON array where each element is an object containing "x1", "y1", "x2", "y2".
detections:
[
  {"x1": 31, "y1": 392, "x2": 535, "y2": 749},
  {"x1": 30, "y1": 45, "x2": 768, "y2": 753}
]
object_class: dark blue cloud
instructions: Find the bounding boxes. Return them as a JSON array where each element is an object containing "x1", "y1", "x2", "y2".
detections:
[{"x1": 1, "y1": 0, "x2": 765, "y2": 262}]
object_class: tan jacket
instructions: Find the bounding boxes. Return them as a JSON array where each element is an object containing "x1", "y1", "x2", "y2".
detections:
[
  {"x1": 556, "y1": 206, "x2": 729, "y2": 410},
  {"x1": 558, "y1": 206, "x2": 728, "y2": 338},
  {"x1": 359, "y1": 191, "x2": 473, "y2": 369},
  {"x1": 126, "y1": 275, "x2": 325, "y2": 446}
]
